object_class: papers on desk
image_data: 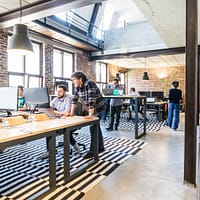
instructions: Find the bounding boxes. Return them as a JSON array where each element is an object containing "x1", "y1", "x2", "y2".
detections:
[{"x1": 2, "y1": 124, "x2": 32, "y2": 133}]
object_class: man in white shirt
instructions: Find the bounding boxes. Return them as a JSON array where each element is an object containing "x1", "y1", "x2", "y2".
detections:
[{"x1": 41, "y1": 85, "x2": 80, "y2": 159}]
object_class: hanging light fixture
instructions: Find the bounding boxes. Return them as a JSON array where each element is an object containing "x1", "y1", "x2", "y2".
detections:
[
  {"x1": 7, "y1": 0, "x2": 33, "y2": 55},
  {"x1": 115, "y1": 73, "x2": 121, "y2": 81},
  {"x1": 142, "y1": 57, "x2": 149, "y2": 80}
]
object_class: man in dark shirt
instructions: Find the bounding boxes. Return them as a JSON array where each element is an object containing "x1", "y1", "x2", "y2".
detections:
[
  {"x1": 167, "y1": 81, "x2": 182, "y2": 130},
  {"x1": 70, "y1": 71, "x2": 104, "y2": 159}
]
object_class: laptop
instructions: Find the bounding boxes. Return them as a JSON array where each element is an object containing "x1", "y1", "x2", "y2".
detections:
[
  {"x1": 37, "y1": 108, "x2": 58, "y2": 118},
  {"x1": 146, "y1": 97, "x2": 157, "y2": 103},
  {"x1": 102, "y1": 88, "x2": 114, "y2": 95},
  {"x1": 113, "y1": 89, "x2": 123, "y2": 96}
]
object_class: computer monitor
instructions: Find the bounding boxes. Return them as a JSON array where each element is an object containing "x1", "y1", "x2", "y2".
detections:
[
  {"x1": 138, "y1": 91, "x2": 151, "y2": 97},
  {"x1": 152, "y1": 91, "x2": 164, "y2": 101},
  {"x1": 0, "y1": 87, "x2": 18, "y2": 116},
  {"x1": 24, "y1": 87, "x2": 50, "y2": 108}
]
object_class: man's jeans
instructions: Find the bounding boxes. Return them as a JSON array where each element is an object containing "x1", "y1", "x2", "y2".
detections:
[{"x1": 89, "y1": 112, "x2": 104, "y2": 152}]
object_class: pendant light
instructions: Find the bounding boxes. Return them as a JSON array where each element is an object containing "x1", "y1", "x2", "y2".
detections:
[
  {"x1": 7, "y1": 0, "x2": 33, "y2": 55},
  {"x1": 142, "y1": 57, "x2": 149, "y2": 80}
]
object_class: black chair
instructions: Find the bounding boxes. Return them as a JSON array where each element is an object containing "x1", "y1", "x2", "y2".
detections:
[{"x1": 57, "y1": 102, "x2": 86, "y2": 153}]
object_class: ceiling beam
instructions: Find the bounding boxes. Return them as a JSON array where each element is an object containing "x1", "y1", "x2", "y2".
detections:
[
  {"x1": 88, "y1": 3, "x2": 101, "y2": 36},
  {"x1": 89, "y1": 47, "x2": 186, "y2": 61},
  {"x1": 0, "y1": 0, "x2": 106, "y2": 28}
]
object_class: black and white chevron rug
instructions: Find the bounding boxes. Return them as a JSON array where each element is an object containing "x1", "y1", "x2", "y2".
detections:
[
  {"x1": 102, "y1": 112, "x2": 166, "y2": 132},
  {"x1": 0, "y1": 131, "x2": 146, "y2": 200}
]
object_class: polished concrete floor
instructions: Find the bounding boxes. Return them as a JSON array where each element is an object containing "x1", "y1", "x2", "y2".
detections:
[{"x1": 83, "y1": 114, "x2": 197, "y2": 200}]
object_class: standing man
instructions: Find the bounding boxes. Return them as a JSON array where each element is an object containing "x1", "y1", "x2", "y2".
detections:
[
  {"x1": 106, "y1": 79, "x2": 123, "y2": 131},
  {"x1": 70, "y1": 71, "x2": 105, "y2": 159},
  {"x1": 167, "y1": 81, "x2": 182, "y2": 130}
]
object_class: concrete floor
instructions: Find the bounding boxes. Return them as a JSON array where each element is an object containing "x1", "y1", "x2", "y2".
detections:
[{"x1": 83, "y1": 115, "x2": 197, "y2": 200}]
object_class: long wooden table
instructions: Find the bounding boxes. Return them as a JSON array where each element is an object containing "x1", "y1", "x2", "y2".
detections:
[
  {"x1": 103, "y1": 95, "x2": 147, "y2": 138},
  {"x1": 0, "y1": 116, "x2": 99, "y2": 196}
]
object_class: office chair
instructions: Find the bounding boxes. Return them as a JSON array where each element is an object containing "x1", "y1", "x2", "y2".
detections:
[{"x1": 57, "y1": 102, "x2": 86, "y2": 153}]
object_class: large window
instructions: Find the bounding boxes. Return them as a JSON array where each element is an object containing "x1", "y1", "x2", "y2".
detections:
[
  {"x1": 53, "y1": 48, "x2": 74, "y2": 94},
  {"x1": 8, "y1": 41, "x2": 42, "y2": 88},
  {"x1": 96, "y1": 62, "x2": 107, "y2": 91}
]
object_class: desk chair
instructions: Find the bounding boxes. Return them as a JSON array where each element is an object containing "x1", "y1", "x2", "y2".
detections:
[
  {"x1": 56, "y1": 129, "x2": 86, "y2": 154},
  {"x1": 127, "y1": 99, "x2": 143, "y2": 120},
  {"x1": 56, "y1": 102, "x2": 86, "y2": 153}
]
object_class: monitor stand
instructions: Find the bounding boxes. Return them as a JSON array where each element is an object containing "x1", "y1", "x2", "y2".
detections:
[
  {"x1": 6, "y1": 111, "x2": 12, "y2": 117},
  {"x1": 0, "y1": 110, "x2": 12, "y2": 117}
]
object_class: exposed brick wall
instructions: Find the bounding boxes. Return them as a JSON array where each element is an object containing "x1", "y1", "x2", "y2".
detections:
[
  {"x1": 76, "y1": 53, "x2": 96, "y2": 81},
  {"x1": 127, "y1": 66, "x2": 185, "y2": 99},
  {"x1": 0, "y1": 30, "x2": 8, "y2": 86},
  {"x1": 108, "y1": 63, "x2": 128, "y2": 81},
  {"x1": 44, "y1": 43, "x2": 54, "y2": 95}
]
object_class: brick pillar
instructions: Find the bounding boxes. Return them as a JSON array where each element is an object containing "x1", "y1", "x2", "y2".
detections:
[
  {"x1": 44, "y1": 43, "x2": 54, "y2": 94},
  {"x1": 76, "y1": 53, "x2": 96, "y2": 81},
  {"x1": 0, "y1": 30, "x2": 8, "y2": 86}
]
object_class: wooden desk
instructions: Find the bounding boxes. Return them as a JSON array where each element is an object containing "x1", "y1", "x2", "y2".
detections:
[
  {"x1": 103, "y1": 95, "x2": 147, "y2": 138},
  {"x1": 146, "y1": 101, "x2": 168, "y2": 121},
  {"x1": 0, "y1": 116, "x2": 99, "y2": 196}
]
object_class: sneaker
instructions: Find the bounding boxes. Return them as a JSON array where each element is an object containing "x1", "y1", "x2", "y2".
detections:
[
  {"x1": 106, "y1": 127, "x2": 113, "y2": 131},
  {"x1": 40, "y1": 151, "x2": 49, "y2": 159},
  {"x1": 99, "y1": 148, "x2": 105, "y2": 153},
  {"x1": 83, "y1": 149, "x2": 105, "y2": 159},
  {"x1": 83, "y1": 151, "x2": 94, "y2": 159}
]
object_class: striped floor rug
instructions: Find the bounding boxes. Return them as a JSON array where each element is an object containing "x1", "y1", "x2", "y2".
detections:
[
  {"x1": 0, "y1": 131, "x2": 146, "y2": 200},
  {"x1": 102, "y1": 112, "x2": 166, "y2": 132}
]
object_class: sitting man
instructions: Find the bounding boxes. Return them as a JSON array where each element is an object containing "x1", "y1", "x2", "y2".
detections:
[{"x1": 41, "y1": 85, "x2": 80, "y2": 159}]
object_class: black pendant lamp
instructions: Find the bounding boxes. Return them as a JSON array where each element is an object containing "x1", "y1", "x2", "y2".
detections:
[
  {"x1": 142, "y1": 71, "x2": 149, "y2": 80},
  {"x1": 115, "y1": 73, "x2": 121, "y2": 81},
  {"x1": 7, "y1": 0, "x2": 33, "y2": 55},
  {"x1": 142, "y1": 57, "x2": 149, "y2": 80}
]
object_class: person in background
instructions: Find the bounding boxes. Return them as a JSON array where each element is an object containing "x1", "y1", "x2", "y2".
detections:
[
  {"x1": 101, "y1": 83, "x2": 111, "y2": 121},
  {"x1": 167, "y1": 81, "x2": 182, "y2": 130},
  {"x1": 40, "y1": 85, "x2": 80, "y2": 159},
  {"x1": 106, "y1": 79, "x2": 123, "y2": 131},
  {"x1": 18, "y1": 86, "x2": 27, "y2": 111},
  {"x1": 70, "y1": 71, "x2": 105, "y2": 159},
  {"x1": 129, "y1": 87, "x2": 140, "y2": 96},
  {"x1": 128, "y1": 87, "x2": 140, "y2": 119}
]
